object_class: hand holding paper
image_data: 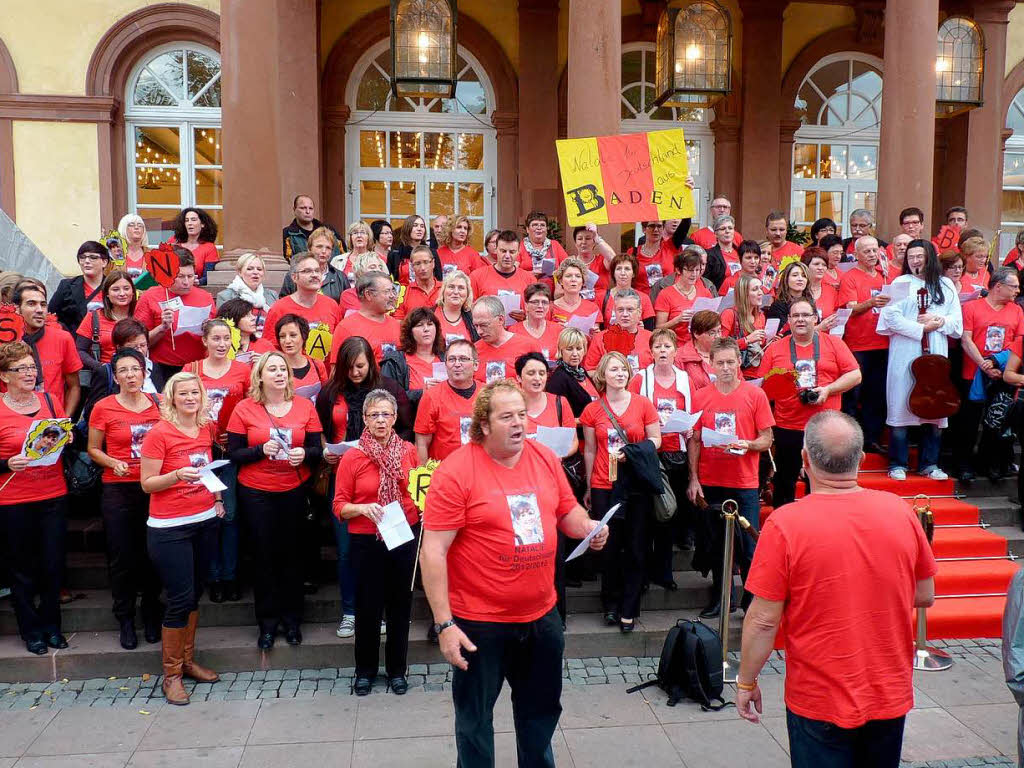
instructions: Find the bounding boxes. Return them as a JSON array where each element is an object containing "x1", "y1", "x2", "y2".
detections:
[
  {"x1": 567, "y1": 503, "x2": 620, "y2": 561},
  {"x1": 566, "y1": 312, "x2": 598, "y2": 334},
  {"x1": 534, "y1": 426, "x2": 575, "y2": 457},
  {"x1": 661, "y1": 409, "x2": 702, "y2": 434},
  {"x1": 377, "y1": 501, "x2": 414, "y2": 551}
]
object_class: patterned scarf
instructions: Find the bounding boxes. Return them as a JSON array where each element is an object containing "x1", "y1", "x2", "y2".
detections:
[
  {"x1": 524, "y1": 237, "x2": 551, "y2": 268},
  {"x1": 358, "y1": 427, "x2": 404, "y2": 506},
  {"x1": 556, "y1": 359, "x2": 586, "y2": 382}
]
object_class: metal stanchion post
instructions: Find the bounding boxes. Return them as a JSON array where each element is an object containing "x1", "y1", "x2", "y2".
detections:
[
  {"x1": 911, "y1": 494, "x2": 953, "y2": 672},
  {"x1": 719, "y1": 499, "x2": 739, "y2": 684}
]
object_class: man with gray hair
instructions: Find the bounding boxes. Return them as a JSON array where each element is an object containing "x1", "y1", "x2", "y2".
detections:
[
  {"x1": 471, "y1": 295, "x2": 533, "y2": 383},
  {"x1": 260, "y1": 252, "x2": 342, "y2": 362},
  {"x1": 329, "y1": 270, "x2": 400, "y2": 365},
  {"x1": 737, "y1": 410, "x2": 937, "y2": 767},
  {"x1": 691, "y1": 195, "x2": 744, "y2": 250},
  {"x1": 842, "y1": 208, "x2": 888, "y2": 255},
  {"x1": 583, "y1": 288, "x2": 654, "y2": 372}
]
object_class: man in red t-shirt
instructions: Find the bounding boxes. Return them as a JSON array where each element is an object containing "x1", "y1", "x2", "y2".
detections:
[
  {"x1": 837, "y1": 235, "x2": 890, "y2": 451},
  {"x1": 764, "y1": 209, "x2": 803, "y2": 266},
  {"x1": 687, "y1": 337, "x2": 774, "y2": 618},
  {"x1": 471, "y1": 296, "x2": 534, "y2": 383},
  {"x1": 263, "y1": 254, "x2": 342, "y2": 362},
  {"x1": 737, "y1": 411, "x2": 936, "y2": 766},
  {"x1": 421, "y1": 380, "x2": 607, "y2": 768},
  {"x1": 756, "y1": 298, "x2": 861, "y2": 506},
  {"x1": 11, "y1": 281, "x2": 82, "y2": 414},
  {"x1": 395, "y1": 245, "x2": 440, "y2": 320},
  {"x1": 583, "y1": 289, "x2": 654, "y2": 373},
  {"x1": 414, "y1": 339, "x2": 480, "y2": 462},
  {"x1": 329, "y1": 271, "x2": 401, "y2": 365},
  {"x1": 471, "y1": 230, "x2": 534, "y2": 311}
]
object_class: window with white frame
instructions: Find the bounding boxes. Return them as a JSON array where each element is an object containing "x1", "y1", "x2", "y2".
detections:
[
  {"x1": 126, "y1": 44, "x2": 222, "y2": 245},
  {"x1": 1003, "y1": 89, "x2": 1024, "y2": 248},
  {"x1": 791, "y1": 53, "x2": 882, "y2": 236}
]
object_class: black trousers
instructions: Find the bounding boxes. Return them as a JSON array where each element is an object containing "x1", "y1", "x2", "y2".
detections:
[
  {"x1": 647, "y1": 458, "x2": 689, "y2": 583},
  {"x1": 591, "y1": 487, "x2": 647, "y2": 620},
  {"x1": 452, "y1": 607, "x2": 564, "y2": 768},
  {"x1": 349, "y1": 524, "x2": 418, "y2": 678},
  {"x1": 772, "y1": 426, "x2": 806, "y2": 508},
  {"x1": 787, "y1": 710, "x2": 905, "y2": 768},
  {"x1": 147, "y1": 516, "x2": 218, "y2": 628},
  {"x1": 102, "y1": 482, "x2": 161, "y2": 622},
  {"x1": 238, "y1": 484, "x2": 305, "y2": 632},
  {"x1": 841, "y1": 348, "x2": 888, "y2": 445},
  {"x1": 1, "y1": 496, "x2": 67, "y2": 640}
]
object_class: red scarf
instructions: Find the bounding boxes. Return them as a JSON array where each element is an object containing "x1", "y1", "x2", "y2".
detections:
[{"x1": 358, "y1": 428, "x2": 403, "y2": 506}]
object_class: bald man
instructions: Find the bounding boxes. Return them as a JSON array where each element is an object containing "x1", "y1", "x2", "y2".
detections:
[{"x1": 737, "y1": 411, "x2": 936, "y2": 767}]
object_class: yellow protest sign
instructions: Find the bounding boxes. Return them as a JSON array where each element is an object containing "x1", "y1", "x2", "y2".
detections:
[
  {"x1": 407, "y1": 460, "x2": 441, "y2": 513},
  {"x1": 305, "y1": 324, "x2": 332, "y2": 361}
]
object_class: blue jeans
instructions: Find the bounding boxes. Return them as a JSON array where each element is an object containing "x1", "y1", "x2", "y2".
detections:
[
  {"x1": 208, "y1": 464, "x2": 238, "y2": 582},
  {"x1": 888, "y1": 425, "x2": 941, "y2": 473},
  {"x1": 786, "y1": 709, "x2": 904, "y2": 768},
  {"x1": 332, "y1": 513, "x2": 356, "y2": 615}
]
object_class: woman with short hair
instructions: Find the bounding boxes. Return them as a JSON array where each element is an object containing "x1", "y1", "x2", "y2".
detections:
[
  {"x1": 801, "y1": 246, "x2": 840, "y2": 323},
  {"x1": 674, "y1": 310, "x2": 720, "y2": 391},
  {"x1": 275, "y1": 314, "x2": 328, "y2": 392},
  {"x1": 49, "y1": 241, "x2": 110, "y2": 333},
  {"x1": 334, "y1": 222, "x2": 373, "y2": 285},
  {"x1": 215, "y1": 253, "x2": 278, "y2": 323},
  {"x1": 819, "y1": 233, "x2": 845, "y2": 291},
  {"x1": 512, "y1": 283, "x2": 563, "y2": 361},
  {"x1": 704, "y1": 215, "x2": 737, "y2": 290},
  {"x1": 371, "y1": 219, "x2": 394, "y2": 262},
  {"x1": 546, "y1": 327, "x2": 597, "y2": 416}
]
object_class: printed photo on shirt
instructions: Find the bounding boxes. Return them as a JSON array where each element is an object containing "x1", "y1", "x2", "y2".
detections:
[
  {"x1": 269, "y1": 427, "x2": 292, "y2": 460},
  {"x1": 795, "y1": 359, "x2": 817, "y2": 389},
  {"x1": 485, "y1": 361, "x2": 506, "y2": 382},
  {"x1": 446, "y1": 332, "x2": 466, "y2": 344},
  {"x1": 714, "y1": 411, "x2": 737, "y2": 435},
  {"x1": 443, "y1": 263, "x2": 458, "y2": 277},
  {"x1": 728, "y1": 262, "x2": 741, "y2": 275},
  {"x1": 581, "y1": 288, "x2": 596, "y2": 301},
  {"x1": 129, "y1": 423, "x2": 156, "y2": 459},
  {"x1": 657, "y1": 397, "x2": 677, "y2": 426},
  {"x1": 459, "y1": 416, "x2": 472, "y2": 445},
  {"x1": 187, "y1": 451, "x2": 210, "y2": 482},
  {"x1": 985, "y1": 325, "x2": 1006, "y2": 353},
  {"x1": 645, "y1": 263, "x2": 663, "y2": 284},
  {"x1": 627, "y1": 354, "x2": 640, "y2": 373},
  {"x1": 607, "y1": 427, "x2": 626, "y2": 455},
  {"x1": 206, "y1": 387, "x2": 229, "y2": 421},
  {"x1": 507, "y1": 493, "x2": 544, "y2": 546},
  {"x1": 21, "y1": 418, "x2": 73, "y2": 466},
  {"x1": 381, "y1": 342, "x2": 397, "y2": 356}
]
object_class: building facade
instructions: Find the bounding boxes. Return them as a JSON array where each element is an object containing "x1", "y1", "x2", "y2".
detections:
[{"x1": 1, "y1": 0, "x2": 1023, "y2": 276}]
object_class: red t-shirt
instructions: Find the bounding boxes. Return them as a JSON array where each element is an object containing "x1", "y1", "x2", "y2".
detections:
[
  {"x1": 475, "y1": 334, "x2": 535, "y2": 383},
  {"x1": 75, "y1": 311, "x2": 120, "y2": 364},
  {"x1": 720, "y1": 309, "x2": 767, "y2": 353},
  {"x1": 188, "y1": 359, "x2": 251, "y2": 424},
  {"x1": 437, "y1": 245, "x2": 483, "y2": 277},
  {"x1": 511, "y1": 321, "x2": 563, "y2": 363},
  {"x1": 0, "y1": 393, "x2": 67, "y2": 505},
  {"x1": 135, "y1": 286, "x2": 215, "y2": 366},
  {"x1": 332, "y1": 440, "x2": 420, "y2": 534},
  {"x1": 691, "y1": 382, "x2": 775, "y2": 489},
  {"x1": 755, "y1": 334, "x2": 858, "y2": 430},
  {"x1": 579, "y1": 394, "x2": 659, "y2": 489},
  {"x1": 405, "y1": 353, "x2": 440, "y2": 389},
  {"x1": 88, "y1": 394, "x2": 162, "y2": 483},
  {"x1": 628, "y1": 370, "x2": 691, "y2": 452},
  {"x1": 627, "y1": 241, "x2": 677, "y2": 292},
  {"x1": 769, "y1": 240, "x2": 804, "y2": 266},
  {"x1": 434, "y1": 308, "x2": 474, "y2": 345},
  {"x1": 746, "y1": 489, "x2": 937, "y2": 728},
  {"x1": 583, "y1": 327, "x2": 654, "y2": 374},
  {"x1": 293, "y1": 356, "x2": 328, "y2": 393},
  {"x1": 961, "y1": 271, "x2": 991, "y2": 293},
  {"x1": 517, "y1": 239, "x2": 569, "y2": 274},
  {"x1": 470, "y1": 265, "x2": 535, "y2": 303},
  {"x1": 226, "y1": 396, "x2": 322, "y2": 491},
  {"x1": 837, "y1": 268, "x2": 888, "y2": 352},
  {"x1": 692, "y1": 227, "x2": 743, "y2": 250},
  {"x1": 329, "y1": 313, "x2": 401, "y2": 364},
  {"x1": 339, "y1": 289, "x2": 360, "y2": 316},
  {"x1": 654, "y1": 283, "x2": 714, "y2": 346},
  {"x1": 140, "y1": 420, "x2": 219, "y2": 521},
  {"x1": 26, "y1": 325, "x2": 82, "y2": 401},
  {"x1": 813, "y1": 284, "x2": 839, "y2": 319},
  {"x1": 597, "y1": 290, "x2": 656, "y2": 325},
  {"x1": 525, "y1": 393, "x2": 576, "y2": 435},
  {"x1": 551, "y1": 298, "x2": 603, "y2": 332},
  {"x1": 394, "y1": 281, "x2": 441, "y2": 320},
  {"x1": 424, "y1": 440, "x2": 577, "y2": 622},
  {"x1": 263, "y1": 294, "x2": 342, "y2": 361},
  {"x1": 414, "y1": 382, "x2": 478, "y2": 460},
  {"x1": 961, "y1": 299, "x2": 1024, "y2": 379},
  {"x1": 718, "y1": 269, "x2": 760, "y2": 297},
  {"x1": 169, "y1": 239, "x2": 219, "y2": 276}
]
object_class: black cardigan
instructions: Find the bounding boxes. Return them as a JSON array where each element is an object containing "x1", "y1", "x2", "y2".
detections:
[
  {"x1": 314, "y1": 375, "x2": 413, "y2": 443},
  {"x1": 546, "y1": 366, "x2": 593, "y2": 418},
  {"x1": 48, "y1": 275, "x2": 102, "y2": 334}
]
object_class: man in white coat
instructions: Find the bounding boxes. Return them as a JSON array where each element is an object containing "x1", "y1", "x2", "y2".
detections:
[{"x1": 877, "y1": 239, "x2": 963, "y2": 481}]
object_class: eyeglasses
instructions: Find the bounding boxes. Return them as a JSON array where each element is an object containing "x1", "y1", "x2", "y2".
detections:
[
  {"x1": 8, "y1": 365, "x2": 37, "y2": 375},
  {"x1": 296, "y1": 268, "x2": 320, "y2": 276},
  {"x1": 371, "y1": 286, "x2": 398, "y2": 295},
  {"x1": 115, "y1": 366, "x2": 144, "y2": 375},
  {"x1": 447, "y1": 356, "x2": 474, "y2": 364},
  {"x1": 78, "y1": 254, "x2": 106, "y2": 262},
  {"x1": 365, "y1": 411, "x2": 395, "y2": 421},
  {"x1": 526, "y1": 299, "x2": 550, "y2": 307},
  {"x1": 789, "y1": 313, "x2": 816, "y2": 320}
]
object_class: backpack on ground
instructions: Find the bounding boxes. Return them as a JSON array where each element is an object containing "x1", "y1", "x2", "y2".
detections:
[{"x1": 626, "y1": 619, "x2": 731, "y2": 710}]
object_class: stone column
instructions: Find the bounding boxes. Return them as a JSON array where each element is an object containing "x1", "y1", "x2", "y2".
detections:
[
  {"x1": 323, "y1": 106, "x2": 350, "y2": 231},
  {"x1": 737, "y1": 0, "x2": 787, "y2": 237},
  {"x1": 567, "y1": 0, "x2": 621, "y2": 244},
  {"x1": 492, "y1": 110, "x2": 519, "y2": 229},
  {"x1": 221, "y1": 0, "x2": 320, "y2": 253},
  {"x1": 876, "y1": 0, "x2": 939, "y2": 238},
  {"x1": 710, "y1": 90, "x2": 741, "y2": 222}
]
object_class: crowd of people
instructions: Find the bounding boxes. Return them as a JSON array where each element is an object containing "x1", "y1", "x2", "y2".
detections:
[{"x1": 0, "y1": 191, "x2": 1013, "y2": 729}]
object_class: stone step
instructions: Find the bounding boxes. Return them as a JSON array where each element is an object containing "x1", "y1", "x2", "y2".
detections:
[
  {"x1": 988, "y1": 526, "x2": 1024, "y2": 558},
  {"x1": 0, "y1": 610, "x2": 743, "y2": 682}
]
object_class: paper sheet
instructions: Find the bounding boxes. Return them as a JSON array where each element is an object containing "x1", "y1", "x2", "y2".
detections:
[
  {"x1": 760, "y1": 294, "x2": 773, "y2": 308},
  {"x1": 566, "y1": 503, "x2": 620, "y2": 561},
  {"x1": 172, "y1": 304, "x2": 211, "y2": 337},
  {"x1": 324, "y1": 440, "x2": 359, "y2": 456},
  {"x1": 159, "y1": 297, "x2": 184, "y2": 313},
  {"x1": 764, "y1": 318, "x2": 781, "y2": 339},
  {"x1": 661, "y1": 409, "x2": 702, "y2": 434},
  {"x1": 498, "y1": 293, "x2": 521, "y2": 326},
  {"x1": 295, "y1": 381, "x2": 322, "y2": 402},
  {"x1": 692, "y1": 297, "x2": 722, "y2": 313},
  {"x1": 959, "y1": 288, "x2": 983, "y2": 303},
  {"x1": 566, "y1": 311, "x2": 598, "y2": 334},
  {"x1": 377, "y1": 501, "x2": 415, "y2": 551},
  {"x1": 584, "y1": 271, "x2": 599, "y2": 290},
  {"x1": 541, "y1": 258, "x2": 556, "y2": 277},
  {"x1": 718, "y1": 289, "x2": 735, "y2": 312},
  {"x1": 829, "y1": 308, "x2": 853, "y2": 336},
  {"x1": 534, "y1": 426, "x2": 575, "y2": 458},
  {"x1": 431, "y1": 362, "x2": 449, "y2": 381},
  {"x1": 701, "y1": 428, "x2": 739, "y2": 448},
  {"x1": 196, "y1": 459, "x2": 231, "y2": 493},
  {"x1": 837, "y1": 262, "x2": 858, "y2": 273},
  {"x1": 880, "y1": 282, "x2": 910, "y2": 302}
]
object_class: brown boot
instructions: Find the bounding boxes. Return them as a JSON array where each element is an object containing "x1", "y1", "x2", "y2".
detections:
[
  {"x1": 182, "y1": 610, "x2": 219, "y2": 683},
  {"x1": 161, "y1": 626, "x2": 189, "y2": 706}
]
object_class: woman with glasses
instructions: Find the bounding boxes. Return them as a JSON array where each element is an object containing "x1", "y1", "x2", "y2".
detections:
[
  {"x1": 704, "y1": 215, "x2": 738, "y2": 290},
  {"x1": 675, "y1": 310, "x2": 721, "y2": 392},
  {"x1": 76, "y1": 270, "x2": 138, "y2": 372},
  {"x1": 595, "y1": 254, "x2": 657, "y2": 331},
  {"x1": 518, "y1": 211, "x2": 568, "y2": 281},
  {"x1": 371, "y1": 220, "x2": 394, "y2": 263},
  {"x1": 655, "y1": 249, "x2": 712, "y2": 347},
  {"x1": 49, "y1": 241, "x2": 111, "y2": 333},
  {"x1": 511, "y1": 283, "x2": 562, "y2": 362}
]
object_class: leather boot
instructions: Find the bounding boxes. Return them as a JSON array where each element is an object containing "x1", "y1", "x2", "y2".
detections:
[
  {"x1": 161, "y1": 626, "x2": 190, "y2": 706},
  {"x1": 182, "y1": 611, "x2": 219, "y2": 683}
]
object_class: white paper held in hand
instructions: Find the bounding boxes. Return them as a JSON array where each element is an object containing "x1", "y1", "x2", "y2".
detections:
[
  {"x1": 534, "y1": 426, "x2": 575, "y2": 457},
  {"x1": 295, "y1": 381, "x2": 322, "y2": 401},
  {"x1": 324, "y1": 440, "x2": 359, "y2": 456},
  {"x1": 830, "y1": 308, "x2": 853, "y2": 336},
  {"x1": 377, "y1": 501, "x2": 414, "y2": 550},
  {"x1": 431, "y1": 362, "x2": 448, "y2": 381},
  {"x1": 566, "y1": 312, "x2": 598, "y2": 334},
  {"x1": 566, "y1": 503, "x2": 620, "y2": 561},
  {"x1": 692, "y1": 297, "x2": 722, "y2": 313},
  {"x1": 702, "y1": 428, "x2": 738, "y2": 448},
  {"x1": 764, "y1": 318, "x2": 781, "y2": 339},
  {"x1": 197, "y1": 459, "x2": 230, "y2": 493},
  {"x1": 661, "y1": 409, "x2": 702, "y2": 434},
  {"x1": 880, "y1": 282, "x2": 910, "y2": 302},
  {"x1": 172, "y1": 304, "x2": 211, "y2": 336}
]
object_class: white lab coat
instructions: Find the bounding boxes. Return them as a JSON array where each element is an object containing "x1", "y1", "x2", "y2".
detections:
[{"x1": 876, "y1": 274, "x2": 963, "y2": 427}]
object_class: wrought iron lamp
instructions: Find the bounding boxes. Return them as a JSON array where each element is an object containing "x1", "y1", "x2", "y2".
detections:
[
  {"x1": 390, "y1": 0, "x2": 458, "y2": 99},
  {"x1": 654, "y1": 0, "x2": 733, "y2": 109},
  {"x1": 935, "y1": 16, "x2": 984, "y2": 117}
]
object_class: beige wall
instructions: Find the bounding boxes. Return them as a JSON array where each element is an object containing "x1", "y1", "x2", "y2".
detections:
[
  {"x1": 13, "y1": 122, "x2": 101, "y2": 275},
  {"x1": 1008, "y1": 5, "x2": 1024, "y2": 79},
  {"x1": 781, "y1": 4, "x2": 856, "y2": 75}
]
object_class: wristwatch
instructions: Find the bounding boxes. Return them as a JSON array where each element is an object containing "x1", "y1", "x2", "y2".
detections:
[{"x1": 433, "y1": 618, "x2": 457, "y2": 636}]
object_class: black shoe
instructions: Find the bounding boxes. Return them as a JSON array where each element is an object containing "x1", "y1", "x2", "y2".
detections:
[
  {"x1": 143, "y1": 615, "x2": 161, "y2": 645},
  {"x1": 44, "y1": 633, "x2": 68, "y2": 650},
  {"x1": 257, "y1": 632, "x2": 275, "y2": 650},
  {"x1": 208, "y1": 581, "x2": 224, "y2": 604},
  {"x1": 959, "y1": 470, "x2": 976, "y2": 483},
  {"x1": 353, "y1": 676, "x2": 373, "y2": 696},
  {"x1": 285, "y1": 626, "x2": 302, "y2": 646},
  {"x1": 387, "y1": 675, "x2": 409, "y2": 695},
  {"x1": 26, "y1": 636, "x2": 47, "y2": 655},
  {"x1": 619, "y1": 619, "x2": 635, "y2": 633},
  {"x1": 603, "y1": 611, "x2": 619, "y2": 626},
  {"x1": 119, "y1": 619, "x2": 138, "y2": 650},
  {"x1": 651, "y1": 578, "x2": 678, "y2": 592},
  {"x1": 427, "y1": 624, "x2": 438, "y2": 644},
  {"x1": 223, "y1": 580, "x2": 241, "y2": 601},
  {"x1": 302, "y1": 580, "x2": 317, "y2": 595}
]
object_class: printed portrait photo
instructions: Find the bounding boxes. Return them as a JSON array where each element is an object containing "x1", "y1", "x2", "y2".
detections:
[
  {"x1": 459, "y1": 416, "x2": 472, "y2": 445},
  {"x1": 21, "y1": 418, "x2": 73, "y2": 466},
  {"x1": 270, "y1": 427, "x2": 292, "y2": 460},
  {"x1": 485, "y1": 361, "x2": 506, "y2": 383},
  {"x1": 714, "y1": 411, "x2": 737, "y2": 435},
  {"x1": 129, "y1": 423, "x2": 155, "y2": 459},
  {"x1": 795, "y1": 359, "x2": 817, "y2": 389},
  {"x1": 985, "y1": 325, "x2": 1006, "y2": 353},
  {"x1": 607, "y1": 427, "x2": 626, "y2": 455},
  {"x1": 507, "y1": 493, "x2": 544, "y2": 546},
  {"x1": 657, "y1": 398, "x2": 677, "y2": 426},
  {"x1": 206, "y1": 387, "x2": 228, "y2": 422}
]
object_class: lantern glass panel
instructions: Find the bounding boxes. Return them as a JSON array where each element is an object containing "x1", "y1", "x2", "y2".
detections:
[{"x1": 935, "y1": 16, "x2": 983, "y2": 107}]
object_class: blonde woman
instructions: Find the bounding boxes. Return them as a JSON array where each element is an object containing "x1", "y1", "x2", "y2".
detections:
[
  {"x1": 553, "y1": 258, "x2": 603, "y2": 331},
  {"x1": 226, "y1": 352, "x2": 323, "y2": 650},
  {"x1": 719, "y1": 273, "x2": 767, "y2": 375},
  {"x1": 334, "y1": 221, "x2": 373, "y2": 285},
  {"x1": 117, "y1": 213, "x2": 148, "y2": 280},
  {"x1": 216, "y1": 252, "x2": 278, "y2": 314},
  {"x1": 437, "y1": 215, "x2": 482, "y2": 276},
  {"x1": 433, "y1": 269, "x2": 478, "y2": 343},
  {"x1": 340, "y1": 250, "x2": 391, "y2": 315},
  {"x1": 140, "y1": 371, "x2": 224, "y2": 705}
]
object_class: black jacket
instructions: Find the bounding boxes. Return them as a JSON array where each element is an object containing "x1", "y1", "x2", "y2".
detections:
[
  {"x1": 282, "y1": 218, "x2": 341, "y2": 262},
  {"x1": 315, "y1": 375, "x2": 413, "y2": 443},
  {"x1": 703, "y1": 246, "x2": 728, "y2": 290},
  {"x1": 388, "y1": 244, "x2": 443, "y2": 283},
  {"x1": 48, "y1": 275, "x2": 101, "y2": 334},
  {"x1": 278, "y1": 265, "x2": 350, "y2": 303},
  {"x1": 613, "y1": 439, "x2": 664, "y2": 507},
  {"x1": 546, "y1": 366, "x2": 593, "y2": 418},
  {"x1": 380, "y1": 350, "x2": 426, "y2": 416}
]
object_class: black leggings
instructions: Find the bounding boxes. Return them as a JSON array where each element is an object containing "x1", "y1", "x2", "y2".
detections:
[
  {"x1": 238, "y1": 484, "x2": 305, "y2": 632},
  {"x1": 147, "y1": 517, "x2": 218, "y2": 628},
  {"x1": 1, "y1": 496, "x2": 67, "y2": 640},
  {"x1": 591, "y1": 488, "x2": 647, "y2": 620},
  {"x1": 772, "y1": 426, "x2": 805, "y2": 508},
  {"x1": 102, "y1": 482, "x2": 161, "y2": 622}
]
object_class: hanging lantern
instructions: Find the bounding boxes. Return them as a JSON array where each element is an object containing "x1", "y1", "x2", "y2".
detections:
[
  {"x1": 390, "y1": 0, "x2": 458, "y2": 100},
  {"x1": 654, "y1": 0, "x2": 733, "y2": 109},
  {"x1": 935, "y1": 16, "x2": 984, "y2": 117}
]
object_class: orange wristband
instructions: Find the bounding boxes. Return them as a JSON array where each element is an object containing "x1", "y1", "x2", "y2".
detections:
[{"x1": 736, "y1": 678, "x2": 758, "y2": 691}]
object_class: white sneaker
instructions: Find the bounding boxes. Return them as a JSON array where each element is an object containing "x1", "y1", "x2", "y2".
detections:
[
  {"x1": 922, "y1": 468, "x2": 949, "y2": 481},
  {"x1": 380, "y1": 619, "x2": 387, "y2": 636},
  {"x1": 336, "y1": 614, "x2": 355, "y2": 638},
  {"x1": 888, "y1": 468, "x2": 907, "y2": 481}
]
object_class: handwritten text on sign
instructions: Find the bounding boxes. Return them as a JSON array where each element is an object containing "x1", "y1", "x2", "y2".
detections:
[{"x1": 556, "y1": 128, "x2": 695, "y2": 226}]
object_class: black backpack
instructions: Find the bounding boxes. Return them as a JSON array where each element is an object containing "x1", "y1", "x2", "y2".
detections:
[{"x1": 627, "y1": 619, "x2": 731, "y2": 710}]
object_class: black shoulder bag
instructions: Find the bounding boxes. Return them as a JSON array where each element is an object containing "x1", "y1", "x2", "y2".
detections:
[{"x1": 555, "y1": 395, "x2": 586, "y2": 500}]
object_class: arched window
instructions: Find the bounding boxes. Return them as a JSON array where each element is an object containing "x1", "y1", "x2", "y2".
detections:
[
  {"x1": 1003, "y1": 88, "x2": 1024, "y2": 246},
  {"x1": 347, "y1": 42, "x2": 494, "y2": 249},
  {"x1": 791, "y1": 53, "x2": 882, "y2": 235},
  {"x1": 125, "y1": 43, "x2": 222, "y2": 244}
]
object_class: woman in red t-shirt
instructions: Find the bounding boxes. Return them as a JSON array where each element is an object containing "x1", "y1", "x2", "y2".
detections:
[
  {"x1": 720, "y1": 274, "x2": 767, "y2": 378},
  {"x1": 332, "y1": 388, "x2": 420, "y2": 695},
  {"x1": 140, "y1": 370, "x2": 224, "y2": 705},
  {"x1": 437, "y1": 216, "x2": 484, "y2": 277},
  {"x1": 87, "y1": 348, "x2": 163, "y2": 649},
  {"x1": 595, "y1": 254, "x2": 656, "y2": 331},
  {"x1": 0, "y1": 342, "x2": 70, "y2": 656},
  {"x1": 226, "y1": 352, "x2": 322, "y2": 650},
  {"x1": 675, "y1": 310, "x2": 720, "y2": 391},
  {"x1": 580, "y1": 351, "x2": 661, "y2": 632},
  {"x1": 216, "y1": 298, "x2": 266, "y2": 362},
  {"x1": 802, "y1": 248, "x2": 840, "y2": 330},
  {"x1": 275, "y1": 314, "x2": 328, "y2": 394},
  {"x1": 170, "y1": 207, "x2": 219, "y2": 283},
  {"x1": 434, "y1": 270, "x2": 477, "y2": 345},
  {"x1": 552, "y1": 258, "x2": 603, "y2": 333},
  {"x1": 381, "y1": 306, "x2": 444, "y2": 416},
  {"x1": 76, "y1": 269, "x2": 137, "y2": 372},
  {"x1": 512, "y1": 283, "x2": 563, "y2": 362}
]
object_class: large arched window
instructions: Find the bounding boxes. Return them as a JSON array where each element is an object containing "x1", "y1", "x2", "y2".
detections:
[
  {"x1": 791, "y1": 53, "x2": 882, "y2": 235},
  {"x1": 125, "y1": 43, "x2": 222, "y2": 244},
  {"x1": 1003, "y1": 88, "x2": 1024, "y2": 246},
  {"x1": 346, "y1": 41, "x2": 495, "y2": 250}
]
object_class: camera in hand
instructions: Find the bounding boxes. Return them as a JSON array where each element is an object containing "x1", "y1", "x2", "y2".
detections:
[{"x1": 798, "y1": 388, "x2": 821, "y2": 405}]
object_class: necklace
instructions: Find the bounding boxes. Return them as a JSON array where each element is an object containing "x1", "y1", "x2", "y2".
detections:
[
  {"x1": 4, "y1": 392, "x2": 36, "y2": 408},
  {"x1": 442, "y1": 306, "x2": 462, "y2": 323}
]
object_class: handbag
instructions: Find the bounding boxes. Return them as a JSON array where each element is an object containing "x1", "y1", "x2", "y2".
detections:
[
  {"x1": 983, "y1": 382, "x2": 1024, "y2": 440},
  {"x1": 554, "y1": 396, "x2": 587, "y2": 499},
  {"x1": 43, "y1": 392, "x2": 102, "y2": 495}
]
